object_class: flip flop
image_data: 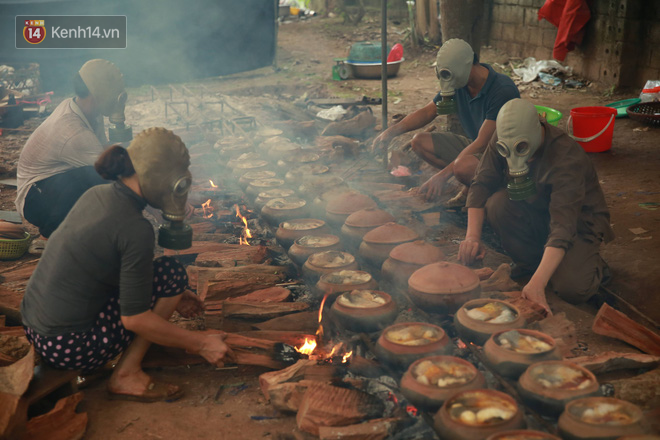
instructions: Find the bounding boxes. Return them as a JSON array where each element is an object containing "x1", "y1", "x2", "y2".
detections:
[{"x1": 108, "y1": 381, "x2": 184, "y2": 403}]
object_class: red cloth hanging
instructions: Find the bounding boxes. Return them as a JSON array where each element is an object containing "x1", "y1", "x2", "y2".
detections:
[{"x1": 538, "y1": 0, "x2": 591, "y2": 61}]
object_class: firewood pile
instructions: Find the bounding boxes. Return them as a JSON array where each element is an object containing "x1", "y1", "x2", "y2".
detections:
[{"x1": 2, "y1": 91, "x2": 660, "y2": 439}]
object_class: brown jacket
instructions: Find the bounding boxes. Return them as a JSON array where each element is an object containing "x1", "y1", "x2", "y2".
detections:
[{"x1": 466, "y1": 121, "x2": 614, "y2": 251}]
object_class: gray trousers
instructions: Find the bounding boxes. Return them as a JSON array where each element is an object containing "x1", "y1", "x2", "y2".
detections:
[{"x1": 485, "y1": 189, "x2": 607, "y2": 304}]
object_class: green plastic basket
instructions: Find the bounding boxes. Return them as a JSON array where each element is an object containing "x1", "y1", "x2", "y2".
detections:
[
  {"x1": 0, "y1": 232, "x2": 31, "y2": 260},
  {"x1": 347, "y1": 41, "x2": 390, "y2": 63},
  {"x1": 535, "y1": 105, "x2": 563, "y2": 126},
  {"x1": 606, "y1": 98, "x2": 641, "y2": 118}
]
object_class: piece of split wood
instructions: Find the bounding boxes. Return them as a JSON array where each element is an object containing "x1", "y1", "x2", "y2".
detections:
[
  {"x1": 25, "y1": 392, "x2": 87, "y2": 440},
  {"x1": 259, "y1": 359, "x2": 316, "y2": 400},
  {"x1": 318, "y1": 418, "x2": 402, "y2": 440},
  {"x1": 223, "y1": 302, "x2": 309, "y2": 321},
  {"x1": 592, "y1": 303, "x2": 660, "y2": 355},
  {"x1": 570, "y1": 351, "x2": 660, "y2": 375}
]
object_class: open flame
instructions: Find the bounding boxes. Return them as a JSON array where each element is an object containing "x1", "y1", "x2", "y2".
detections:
[
  {"x1": 234, "y1": 205, "x2": 253, "y2": 246},
  {"x1": 342, "y1": 351, "x2": 353, "y2": 364},
  {"x1": 406, "y1": 405, "x2": 419, "y2": 416},
  {"x1": 209, "y1": 179, "x2": 218, "y2": 188},
  {"x1": 316, "y1": 293, "x2": 329, "y2": 341},
  {"x1": 201, "y1": 199, "x2": 213, "y2": 218},
  {"x1": 295, "y1": 337, "x2": 317, "y2": 356},
  {"x1": 457, "y1": 339, "x2": 467, "y2": 349}
]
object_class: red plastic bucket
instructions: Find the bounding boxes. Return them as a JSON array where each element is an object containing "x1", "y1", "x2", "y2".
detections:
[{"x1": 567, "y1": 106, "x2": 617, "y2": 152}]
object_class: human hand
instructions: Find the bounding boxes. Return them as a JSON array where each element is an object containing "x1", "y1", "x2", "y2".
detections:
[
  {"x1": 419, "y1": 172, "x2": 448, "y2": 201},
  {"x1": 176, "y1": 290, "x2": 205, "y2": 318},
  {"x1": 199, "y1": 333, "x2": 234, "y2": 367},
  {"x1": 522, "y1": 279, "x2": 552, "y2": 316},
  {"x1": 458, "y1": 237, "x2": 486, "y2": 266},
  {"x1": 370, "y1": 131, "x2": 392, "y2": 154}
]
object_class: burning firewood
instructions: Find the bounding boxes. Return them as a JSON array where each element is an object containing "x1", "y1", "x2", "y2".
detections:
[
  {"x1": 320, "y1": 109, "x2": 376, "y2": 138},
  {"x1": 260, "y1": 359, "x2": 316, "y2": 400},
  {"x1": 592, "y1": 303, "x2": 660, "y2": 355},
  {"x1": 222, "y1": 302, "x2": 309, "y2": 321},
  {"x1": 296, "y1": 382, "x2": 386, "y2": 436}
]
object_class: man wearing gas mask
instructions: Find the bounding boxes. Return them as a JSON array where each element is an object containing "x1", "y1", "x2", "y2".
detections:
[
  {"x1": 21, "y1": 127, "x2": 230, "y2": 402},
  {"x1": 372, "y1": 39, "x2": 519, "y2": 203},
  {"x1": 16, "y1": 58, "x2": 132, "y2": 239},
  {"x1": 459, "y1": 99, "x2": 613, "y2": 313}
]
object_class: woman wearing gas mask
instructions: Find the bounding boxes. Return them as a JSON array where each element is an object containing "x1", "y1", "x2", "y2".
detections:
[
  {"x1": 459, "y1": 99, "x2": 613, "y2": 313},
  {"x1": 20, "y1": 127, "x2": 231, "y2": 402}
]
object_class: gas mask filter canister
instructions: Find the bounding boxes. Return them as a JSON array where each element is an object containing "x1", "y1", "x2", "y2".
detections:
[
  {"x1": 127, "y1": 127, "x2": 193, "y2": 250},
  {"x1": 495, "y1": 99, "x2": 543, "y2": 201},
  {"x1": 435, "y1": 39, "x2": 474, "y2": 115}
]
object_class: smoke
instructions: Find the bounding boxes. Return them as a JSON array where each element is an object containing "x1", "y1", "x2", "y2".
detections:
[{"x1": 0, "y1": 0, "x2": 276, "y2": 91}]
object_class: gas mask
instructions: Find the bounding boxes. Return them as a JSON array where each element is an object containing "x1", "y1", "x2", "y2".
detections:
[
  {"x1": 78, "y1": 59, "x2": 132, "y2": 143},
  {"x1": 127, "y1": 127, "x2": 193, "y2": 250},
  {"x1": 435, "y1": 39, "x2": 474, "y2": 115},
  {"x1": 495, "y1": 99, "x2": 543, "y2": 201}
]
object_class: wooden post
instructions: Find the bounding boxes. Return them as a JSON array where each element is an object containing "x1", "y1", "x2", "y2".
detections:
[{"x1": 381, "y1": 0, "x2": 388, "y2": 170}]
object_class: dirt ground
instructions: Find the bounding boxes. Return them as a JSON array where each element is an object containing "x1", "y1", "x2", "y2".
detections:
[{"x1": 1, "y1": 13, "x2": 659, "y2": 440}]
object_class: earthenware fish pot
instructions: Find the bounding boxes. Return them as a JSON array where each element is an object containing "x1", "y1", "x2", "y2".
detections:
[
  {"x1": 314, "y1": 270, "x2": 378, "y2": 301},
  {"x1": 302, "y1": 250, "x2": 359, "y2": 285},
  {"x1": 284, "y1": 164, "x2": 329, "y2": 185},
  {"x1": 325, "y1": 192, "x2": 377, "y2": 229},
  {"x1": 434, "y1": 389, "x2": 525, "y2": 440},
  {"x1": 358, "y1": 223, "x2": 420, "y2": 269},
  {"x1": 254, "y1": 128, "x2": 284, "y2": 144},
  {"x1": 400, "y1": 355, "x2": 485, "y2": 412},
  {"x1": 341, "y1": 208, "x2": 395, "y2": 250},
  {"x1": 232, "y1": 159, "x2": 269, "y2": 177},
  {"x1": 267, "y1": 142, "x2": 302, "y2": 162},
  {"x1": 255, "y1": 188, "x2": 296, "y2": 211},
  {"x1": 486, "y1": 430, "x2": 562, "y2": 440},
  {"x1": 483, "y1": 329, "x2": 562, "y2": 380},
  {"x1": 299, "y1": 175, "x2": 347, "y2": 200},
  {"x1": 309, "y1": 186, "x2": 354, "y2": 217},
  {"x1": 330, "y1": 290, "x2": 397, "y2": 333},
  {"x1": 407, "y1": 262, "x2": 481, "y2": 315},
  {"x1": 277, "y1": 151, "x2": 321, "y2": 174},
  {"x1": 215, "y1": 138, "x2": 253, "y2": 160},
  {"x1": 374, "y1": 322, "x2": 452, "y2": 371},
  {"x1": 381, "y1": 240, "x2": 445, "y2": 293},
  {"x1": 275, "y1": 218, "x2": 330, "y2": 249},
  {"x1": 558, "y1": 397, "x2": 649, "y2": 440},
  {"x1": 287, "y1": 234, "x2": 341, "y2": 267},
  {"x1": 246, "y1": 178, "x2": 286, "y2": 199},
  {"x1": 454, "y1": 299, "x2": 526, "y2": 346},
  {"x1": 238, "y1": 170, "x2": 277, "y2": 190},
  {"x1": 517, "y1": 361, "x2": 601, "y2": 417},
  {"x1": 261, "y1": 197, "x2": 309, "y2": 226}
]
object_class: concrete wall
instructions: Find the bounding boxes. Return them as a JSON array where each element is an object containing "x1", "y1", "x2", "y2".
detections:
[{"x1": 486, "y1": 0, "x2": 660, "y2": 88}]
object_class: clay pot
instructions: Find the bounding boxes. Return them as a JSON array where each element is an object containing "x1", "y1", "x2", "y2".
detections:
[
  {"x1": 314, "y1": 270, "x2": 378, "y2": 300},
  {"x1": 341, "y1": 208, "x2": 395, "y2": 249},
  {"x1": 518, "y1": 361, "x2": 601, "y2": 418},
  {"x1": 374, "y1": 322, "x2": 452, "y2": 371},
  {"x1": 434, "y1": 389, "x2": 526, "y2": 440},
  {"x1": 486, "y1": 430, "x2": 562, "y2": 440},
  {"x1": 309, "y1": 186, "x2": 355, "y2": 218},
  {"x1": 407, "y1": 262, "x2": 481, "y2": 315},
  {"x1": 255, "y1": 188, "x2": 296, "y2": 210},
  {"x1": 238, "y1": 170, "x2": 277, "y2": 189},
  {"x1": 454, "y1": 299, "x2": 526, "y2": 346},
  {"x1": 288, "y1": 234, "x2": 341, "y2": 267},
  {"x1": 381, "y1": 241, "x2": 445, "y2": 292},
  {"x1": 330, "y1": 290, "x2": 397, "y2": 333},
  {"x1": 558, "y1": 398, "x2": 648, "y2": 440},
  {"x1": 275, "y1": 218, "x2": 330, "y2": 249},
  {"x1": 246, "y1": 178, "x2": 286, "y2": 199},
  {"x1": 225, "y1": 152, "x2": 261, "y2": 170},
  {"x1": 284, "y1": 164, "x2": 329, "y2": 185},
  {"x1": 278, "y1": 151, "x2": 320, "y2": 169},
  {"x1": 325, "y1": 192, "x2": 377, "y2": 228},
  {"x1": 232, "y1": 159, "x2": 269, "y2": 177},
  {"x1": 483, "y1": 329, "x2": 562, "y2": 379},
  {"x1": 261, "y1": 197, "x2": 308, "y2": 226},
  {"x1": 400, "y1": 356, "x2": 486, "y2": 412},
  {"x1": 299, "y1": 175, "x2": 347, "y2": 199},
  {"x1": 215, "y1": 138, "x2": 253, "y2": 160},
  {"x1": 358, "y1": 223, "x2": 420, "y2": 269},
  {"x1": 254, "y1": 128, "x2": 284, "y2": 145},
  {"x1": 267, "y1": 142, "x2": 302, "y2": 161},
  {"x1": 302, "y1": 250, "x2": 359, "y2": 285}
]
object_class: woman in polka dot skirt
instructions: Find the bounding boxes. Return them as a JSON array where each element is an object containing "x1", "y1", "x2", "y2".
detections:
[{"x1": 20, "y1": 128, "x2": 232, "y2": 402}]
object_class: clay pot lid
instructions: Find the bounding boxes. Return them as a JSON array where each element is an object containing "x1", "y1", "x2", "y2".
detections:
[
  {"x1": 486, "y1": 430, "x2": 562, "y2": 440},
  {"x1": 336, "y1": 290, "x2": 390, "y2": 309},
  {"x1": 564, "y1": 397, "x2": 643, "y2": 425},
  {"x1": 242, "y1": 170, "x2": 276, "y2": 180},
  {"x1": 326, "y1": 192, "x2": 376, "y2": 215},
  {"x1": 383, "y1": 322, "x2": 446, "y2": 346},
  {"x1": 320, "y1": 270, "x2": 372, "y2": 285},
  {"x1": 256, "y1": 128, "x2": 283, "y2": 138},
  {"x1": 409, "y1": 355, "x2": 478, "y2": 385},
  {"x1": 493, "y1": 329, "x2": 556, "y2": 354},
  {"x1": 280, "y1": 218, "x2": 326, "y2": 231},
  {"x1": 234, "y1": 160, "x2": 268, "y2": 170},
  {"x1": 317, "y1": 187, "x2": 355, "y2": 203},
  {"x1": 215, "y1": 136, "x2": 248, "y2": 147},
  {"x1": 287, "y1": 164, "x2": 329, "y2": 177},
  {"x1": 227, "y1": 152, "x2": 261, "y2": 167},
  {"x1": 265, "y1": 197, "x2": 306, "y2": 210},
  {"x1": 287, "y1": 152, "x2": 320, "y2": 164},
  {"x1": 258, "y1": 188, "x2": 295, "y2": 199},
  {"x1": 269, "y1": 143, "x2": 301, "y2": 154},
  {"x1": 249, "y1": 178, "x2": 285, "y2": 189},
  {"x1": 295, "y1": 234, "x2": 340, "y2": 248},
  {"x1": 308, "y1": 250, "x2": 355, "y2": 268},
  {"x1": 525, "y1": 361, "x2": 596, "y2": 391},
  {"x1": 445, "y1": 389, "x2": 518, "y2": 425},
  {"x1": 363, "y1": 223, "x2": 420, "y2": 245},
  {"x1": 389, "y1": 241, "x2": 444, "y2": 265},
  {"x1": 408, "y1": 262, "x2": 479, "y2": 294},
  {"x1": 344, "y1": 208, "x2": 395, "y2": 228}
]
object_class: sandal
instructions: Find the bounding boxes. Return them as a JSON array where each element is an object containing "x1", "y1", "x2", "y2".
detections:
[{"x1": 108, "y1": 380, "x2": 184, "y2": 403}]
